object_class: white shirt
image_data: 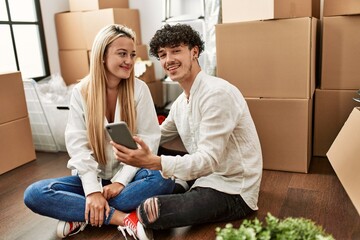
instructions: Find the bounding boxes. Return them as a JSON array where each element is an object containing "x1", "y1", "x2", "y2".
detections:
[
  {"x1": 160, "y1": 71, "x2": 263, "y2": 210},
  {"x1": 65, "y1": 78, "x2": 160, "y2": 196}
]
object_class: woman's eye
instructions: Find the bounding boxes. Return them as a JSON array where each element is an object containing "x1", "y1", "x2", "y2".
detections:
[
  {"x1": 130, "y1": 53, "x2": 136, "y2": 59},
  {"x1": 119, "y1": 52, "x2": 127, "y2": 57}
]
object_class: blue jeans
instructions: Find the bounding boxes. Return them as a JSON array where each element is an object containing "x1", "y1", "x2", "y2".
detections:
[{"x1": 24, "y1": 169, "x2": 175, "y2": 225}]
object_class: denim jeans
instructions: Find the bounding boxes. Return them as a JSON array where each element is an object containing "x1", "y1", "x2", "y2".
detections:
[
  {"x1": 24, "y1": 169, "x2": 175, "y2": 224},
  {"x1": 138, "y1": 187, "x2": 254, "y2": 230}
]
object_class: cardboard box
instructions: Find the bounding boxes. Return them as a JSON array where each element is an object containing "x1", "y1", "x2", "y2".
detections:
[
  {"x1": 321, "y1": 16, "x2": 360, "y2": 90},
  {"x1": 0, "y1": 117, "x2": 36, "y2": 175},
  {"x1": 147, "y1": 80, "x2": 164, "y2": 108},
  {"x1": 323, "y1": 0, "x2": 360, "y2": 17},
  {"x1": 136, "y1": 64, "x2": 156, "y2": 83},
  {"x1": 222, "y1": 0, "x2": 319, "y2": 23},
  {"x1": 136, "y1": 44, "x2": 149, "y2": 60},
  {"x1": 216, "y1": 17, "x2": 317, "y2": 99},
  {"x1": 55, "y1": 12, "x2": 87, "y2": 50},
  {"x1": 327, "y1": 107, "x2": 360, "y2": 215},
  {"x1": 246, "y1": 98, "x2": 313, "y2": 173},
  {"x1": 59, "y1": 50, "x2": 89, "y2": 85},
  {"x1": 82, "y1": 8, "x2": 142, "y2": 49},
  {"x1": 0, "y1": 72, "x2": 28, "y2": 124},
  {"x1": 313, "y1": 89, "x2": 359, "y2": 157},
  {"x1": 161, "y1": 136, "x2": 187, "y2": 153},
  {"x1": 69, "y1": 0, "x2": 129, "y2": 12}
]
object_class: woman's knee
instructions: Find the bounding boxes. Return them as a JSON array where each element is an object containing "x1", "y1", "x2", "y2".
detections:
[
  {"x1": 24, "y1": 181, "x2": 43, "y2": 209},
  {"x1": 143, "y1": 170, "x2": 175, "y2": 194}
]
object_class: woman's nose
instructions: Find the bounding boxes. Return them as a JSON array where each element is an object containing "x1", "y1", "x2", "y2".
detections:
[{"x1": 124, "y1": 55, "x2": 134, "y2": 64}]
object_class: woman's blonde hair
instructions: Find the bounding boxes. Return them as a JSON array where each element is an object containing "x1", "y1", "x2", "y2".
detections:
[{"x1": 81, "y1": 24, "x2": 137, "y2": 165}]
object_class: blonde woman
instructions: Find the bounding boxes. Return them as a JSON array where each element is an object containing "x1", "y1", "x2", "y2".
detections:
[{"x1": 24, "y1": 24, "x2": 174, "y2": 240}]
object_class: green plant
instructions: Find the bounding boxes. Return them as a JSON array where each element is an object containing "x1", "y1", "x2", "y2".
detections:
[{"x1": 215, "y1": 213, "x2": 334, "y2": 240}]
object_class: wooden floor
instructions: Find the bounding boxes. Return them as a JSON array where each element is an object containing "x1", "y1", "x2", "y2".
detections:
[{"x1": 0, "y1": 151, "x2": 359, "y2": 240}]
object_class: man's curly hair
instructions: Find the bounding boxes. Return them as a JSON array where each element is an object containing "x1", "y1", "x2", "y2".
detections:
[{"x1": 149, "y1": 24, "x2": 205, "y2": 59}]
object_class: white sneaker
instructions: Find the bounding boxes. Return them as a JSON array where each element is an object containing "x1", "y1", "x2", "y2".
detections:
[
  {"x1": 118, "y1": 211, "x2": 153, "y2": 240},
  {"x1": 56, "y1": 221, "x2": 87, "y2": 238}
]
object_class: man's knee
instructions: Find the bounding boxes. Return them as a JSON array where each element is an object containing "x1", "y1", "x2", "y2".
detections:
[{"x1": 138, "y1": 197, "x2": 160, "y2": 225}]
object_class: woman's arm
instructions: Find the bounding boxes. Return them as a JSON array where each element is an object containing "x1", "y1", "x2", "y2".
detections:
[{"x1": 65, "y1": 85, "x2": 102, "y2": 196}]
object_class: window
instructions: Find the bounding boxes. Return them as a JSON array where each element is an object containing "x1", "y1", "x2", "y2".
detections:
[{"x1": 0, "y1": 0, "x2": 49, "y2": 80}]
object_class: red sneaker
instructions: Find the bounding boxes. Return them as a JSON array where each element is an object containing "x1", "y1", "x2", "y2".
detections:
[
  {"x1": 118, "y1": 211, "x2": 153, "y2": 240},
  {"x1": 56, "y1": 221, "x2": 86, "y2": 238}
]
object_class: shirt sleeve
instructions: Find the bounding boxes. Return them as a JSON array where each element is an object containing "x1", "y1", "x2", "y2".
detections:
[
  {"x1": 65, "y1": 85, "x2": 102, "y2": 196},
  {"x1": 111, "y1": 164, "x2": 138, "y2": 186}
]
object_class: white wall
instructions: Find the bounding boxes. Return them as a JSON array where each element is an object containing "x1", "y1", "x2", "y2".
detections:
[
  {"x1": 40, "y1": 0, "x2": 69, "y2": 75},
  {"x1": 129, "y1": 0, "x2": 163, "y2": 79}
]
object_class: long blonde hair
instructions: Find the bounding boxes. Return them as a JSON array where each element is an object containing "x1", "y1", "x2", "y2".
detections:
[{"x1": 81, "y1": 24, "x2": 137, "y2": 165}]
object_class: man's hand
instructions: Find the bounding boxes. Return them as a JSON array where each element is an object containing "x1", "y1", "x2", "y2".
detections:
[
  {"x1": 111, "y1": 136, "x2": 162, "y2": 170},
  {"x1": 85, "y1": 192, "x2": 110, "y2": 227},
  {"x1": 103, "y1": 182, "x2": 124, "y2": 200}
]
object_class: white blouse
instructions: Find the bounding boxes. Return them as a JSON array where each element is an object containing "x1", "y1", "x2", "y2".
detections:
[
  {"x1": 160, "y1": 71, "x2": 263, "y2": 210},
  {"x1": 65, "y1": 78, "x2": 160, "y2": 196}
]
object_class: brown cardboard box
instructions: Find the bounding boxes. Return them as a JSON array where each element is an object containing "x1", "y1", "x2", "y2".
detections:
[
  {"x1": 82, "y1": 8, "x2": 142, "y2": 49},
  {"x1": 246, "y1": 98, "x2": 313, "y2": 173},
  {"x1": 327, "y1": 107, "x2": 360, "y2": 215},
  {"x1": 323, "y1": 0, "x2": 360, "y2": 17},
  {"x1": 147, "y1": 80, "x2": 164, "y2": 108},
  {"x1": 137, "y1": 64, "x2": 156, "y2": 83},
  {"x1": 313, "y1": 89, "x2": 359, "y2": 157},
  {"x1": 136, "y1": 44, "x2": 149, "y2": 60},
  {"x1": 161, "y1": 136, "x2": 187, "y2": 153},
  {"x1": 55, "y1": 12, "x2": 87, "y2": 50},
  {"x1": 0, "y1": 117, "x2": 36, "y2": 175},
  {"x1": 321, "y1": 16, "x2": 360, "y2": 90},
  {"x1": 0, "y1": 72, "x2": 28, "y2": 124},
  {"x1": 216, "y1": 17, "x2": 317, "y2": 99},
  {"x1": 59, "y1": 50, "x2": 89, "y2": 85},
  {"x1": 274, "y1": 0, "x2": 320, "y2": 19},
  {"x1": 69, "y1": 0, "x2": 129, "y2": 12},
  {"x1": 222, "y1": 0, "x2": 319, "y2": 23}
]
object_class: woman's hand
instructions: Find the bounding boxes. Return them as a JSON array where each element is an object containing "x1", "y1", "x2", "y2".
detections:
[
  {"x1": 103, "y1": 182, "x2": 124, "y2": 200},
  {"x1": 111, "y1": 136, "x2": 162, "y2": 170},
  {"x1": 85, "y1": 192, "x2": 110, "y2": 227}
]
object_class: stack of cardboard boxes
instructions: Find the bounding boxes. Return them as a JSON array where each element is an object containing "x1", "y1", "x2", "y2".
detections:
[
  {"x1": 55, "y1": 0, "x2": 163, "y2": 107},
  {"x1": 217, "y1": 0, "x2": 320, "y2": 172},
  {"x1": 318, "y1": 0, "x2": 360, "y2": 215},
  {"x1": 0, "y1": 72, "x2": 36, "y2": 175},
  {"x1": 313, "y1": 0, "x2": 360, "y2": 157}
]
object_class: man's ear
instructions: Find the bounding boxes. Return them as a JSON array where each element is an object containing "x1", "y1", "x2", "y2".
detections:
[{"x1": 192, "y1": 46, "x2": 199, "y2": 59}]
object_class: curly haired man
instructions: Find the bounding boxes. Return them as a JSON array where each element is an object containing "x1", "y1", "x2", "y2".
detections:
[{"x1": 111, "y1": 24, "x2": 263, "y2": 240}]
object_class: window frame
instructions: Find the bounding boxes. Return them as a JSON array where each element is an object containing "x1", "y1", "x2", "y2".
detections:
[{"x1": 0, "y1": 0, "x2": 50, "y2": 81}]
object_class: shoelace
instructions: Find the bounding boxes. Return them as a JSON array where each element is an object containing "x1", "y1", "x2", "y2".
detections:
[
  {"x1": 68, "y1": 222, "x2": 87, "y2": 236},
  {"x1": 118, "y1": 217, "x2": 138, "y2": 240},
  {"x1": 118, "y1": 226, "x2": 138, "y2": 240}
]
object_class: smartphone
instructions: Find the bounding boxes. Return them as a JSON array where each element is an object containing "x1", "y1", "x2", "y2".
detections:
[{"x1": 105, "y1": 122, "x2": 138, "y2": 149}]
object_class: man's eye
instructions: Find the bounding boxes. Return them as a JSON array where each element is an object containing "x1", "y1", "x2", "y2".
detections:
[{"x1": 159, "y1": 54, "x2": 166, "y2": 59}]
